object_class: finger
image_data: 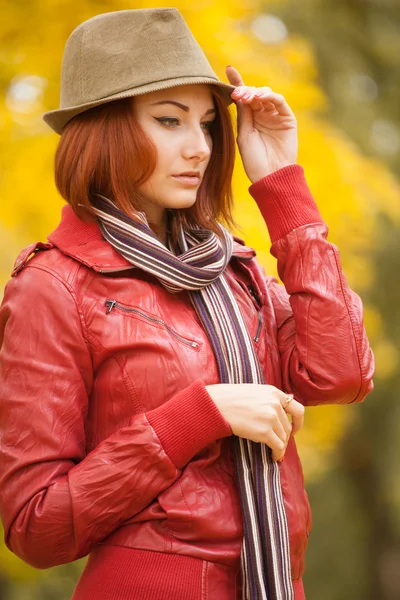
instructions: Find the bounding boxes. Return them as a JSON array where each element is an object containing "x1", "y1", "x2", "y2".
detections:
[
  {"x1": 226, "y1": 65, "x2": 245, "y2": 87},
  {"x1": 238, "y1": 87, "x2": 293, "y2": 117},
  {"x1": 227, "y1": 77, "x2": 257, "y2": 137},
  {"x1": 253, "y1": 91, "x2": 295, "y2": 117},
  {"x1": 276, "y1": 405, "x2": 293, "y2": 441},
  {"x1": 253, "y1": 86, "x2": 273, "y2": 94},
  {"x1": 232, "y1": 97, "x2": 254, "y2": 137},
  {"x1": 272, "y1": 420, "x2": 289, "y2": 448},
  {"x1": 234, "y1": 90, "x2": 268, "y2": 113},
  {"x1": 231, "y1": 85, "x2": 256, "y2": 99},
  {"x1": 277, "y1": 391, "x2": 304, "y2": 435},
  {"x1": 284, "y1": 400, "x2": 305, "y2": 435},
  {"x1": 263, "y1": 430, "x2": 286, "y2": 462}
]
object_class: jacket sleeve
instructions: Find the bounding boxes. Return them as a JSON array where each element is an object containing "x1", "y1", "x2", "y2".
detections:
[
  {"x1": 249, "y1": 164, "x2": 375, "y2": 406},
  {"x1": 0, "y1": 264, "x2": 231, "y2": 569}
]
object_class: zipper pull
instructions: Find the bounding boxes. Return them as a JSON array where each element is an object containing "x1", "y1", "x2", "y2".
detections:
[
  {"x1": 247, "y1": 284, "x2": 261, "y2": 306},
  {"x1": 105, "y1": 299, "x2": 117, "y2": 314},
  {"x1": 254, "y1": 311, "x2": 263, "y2": 342}
]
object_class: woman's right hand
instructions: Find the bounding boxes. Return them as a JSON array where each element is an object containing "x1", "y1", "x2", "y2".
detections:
[{"x1": 205, "y1": 383, "x2": 305, "y2": 462}]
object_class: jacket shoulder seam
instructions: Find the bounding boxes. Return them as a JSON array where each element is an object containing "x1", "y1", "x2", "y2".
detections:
[{"x1": 24, "y1": 263, "x2": 92, "y2": 354}]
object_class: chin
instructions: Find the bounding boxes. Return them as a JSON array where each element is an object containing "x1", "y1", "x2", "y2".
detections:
[{"x1": 165, "y1": 194, "x2": 198, "y2": 210}]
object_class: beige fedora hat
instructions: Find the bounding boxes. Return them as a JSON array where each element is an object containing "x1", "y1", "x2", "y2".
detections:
[{"x1": 42, "y1": 8, "x2": 237, "y2": 135}]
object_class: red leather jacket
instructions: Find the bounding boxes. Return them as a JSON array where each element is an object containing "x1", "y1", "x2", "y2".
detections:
[{"x1": 0, "y1": 165, "x2": 374, "y2": 595}]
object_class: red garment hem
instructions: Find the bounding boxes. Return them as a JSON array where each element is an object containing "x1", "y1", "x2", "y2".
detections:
[{"x1": 71, "y1": 544, "x2": 306, "y2": 599}]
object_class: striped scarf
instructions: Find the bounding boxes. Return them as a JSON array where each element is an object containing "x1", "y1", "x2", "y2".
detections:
[{"x1": 91, "y1": 194, "x2": 294, "y2": 600}]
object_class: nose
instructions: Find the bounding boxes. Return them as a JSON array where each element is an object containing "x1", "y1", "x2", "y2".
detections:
[{"x1": 182, "y1": 125, "x2": 212, "y2": 162}]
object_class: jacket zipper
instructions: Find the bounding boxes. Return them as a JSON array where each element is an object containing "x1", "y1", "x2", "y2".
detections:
[
  {"x1": 247, "y1": 284, "x2": 261, "y2": 308},
  {"x1": 246, "y1": 284, "x2": 263, "y2": 343},
  {"x1": 105, "y1": 290, "x2": 262, "y2": 345},
  {"x1": 105, "y1": 300, "x2": 200, "y2": 349},
  {"x1": 254, "y1": 311, "x2": 263, "y2": 343},
  {"x1": 97, "y1": 266, "x2": 134, "y2": 274}
]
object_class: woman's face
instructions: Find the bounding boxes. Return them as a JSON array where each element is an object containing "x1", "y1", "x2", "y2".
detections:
[{"x1": 132, "y1": 83, "x2": 216, "y2": 229}]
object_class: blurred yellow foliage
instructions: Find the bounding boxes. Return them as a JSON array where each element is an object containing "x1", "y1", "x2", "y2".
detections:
[{"x1": 373, "y1": 339, "x2": 399, "y2": 379}]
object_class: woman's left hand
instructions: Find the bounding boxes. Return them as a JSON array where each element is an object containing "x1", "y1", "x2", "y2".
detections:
[{"x1": 226, "y1": 65, "x2": 298, "y2": 183}]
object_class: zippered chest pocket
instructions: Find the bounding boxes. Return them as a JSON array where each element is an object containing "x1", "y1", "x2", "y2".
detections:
[
  {"x1": 234, "y1": 281, "x2": 264, "y2": 344},
  {"x1": 246, "y1": 283, "x2": 263, "y2": 343},
  {"x1": 104, "y1": 299, "x2": 202, "y2": 350}
]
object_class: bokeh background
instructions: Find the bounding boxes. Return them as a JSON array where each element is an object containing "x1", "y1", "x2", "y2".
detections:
[{"x1": 1, "y1": 1, "x2": 399, "y2": 599}]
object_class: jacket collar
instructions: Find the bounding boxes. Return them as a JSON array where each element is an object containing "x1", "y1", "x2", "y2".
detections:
[{"x1": 47, "y1": 205, "x2": 255, "y2": 272}]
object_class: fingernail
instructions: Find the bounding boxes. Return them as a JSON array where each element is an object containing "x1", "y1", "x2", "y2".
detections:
[{"x1": 226, "y1": 65, "x2": 232, "y2": 68}]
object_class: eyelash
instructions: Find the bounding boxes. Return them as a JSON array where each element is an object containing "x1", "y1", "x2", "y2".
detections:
[{"x1": 155, "y1": 117, "x2": 215, "y2": 132}]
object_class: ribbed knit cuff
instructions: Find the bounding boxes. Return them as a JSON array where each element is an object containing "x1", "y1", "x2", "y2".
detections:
[
  {"x1": 248, "y1": 164, "x2": 324, "y2": 243},
  {"x1": 145, "y1": 380, "x2": 232, "y2": 469}
]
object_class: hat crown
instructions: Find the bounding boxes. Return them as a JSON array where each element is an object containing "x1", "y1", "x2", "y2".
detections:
[
  {"x1": 42, "y1": 8, "x2": 235, "y2": 134},
  {"x1": 60, "y1": 8, "x2": 218, "y2": 108}
]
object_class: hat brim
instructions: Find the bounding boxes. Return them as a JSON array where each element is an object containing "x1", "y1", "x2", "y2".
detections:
[{"x1": 42, "y1": 77, "x2": 237, "y2": 135}]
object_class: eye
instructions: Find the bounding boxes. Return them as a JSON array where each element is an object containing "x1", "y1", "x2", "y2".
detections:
[
  {"x1": 154, "y1": 117, "x2": 215, "y2": 133},
  {"x1": 155, "y1": 117, "x2": 179, "y2": 127},
  {"x1": 201, "y1": 121, "x2": 215, "y2": 133}
]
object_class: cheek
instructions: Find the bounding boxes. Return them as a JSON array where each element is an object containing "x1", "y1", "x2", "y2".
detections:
[
  {"x1": 154, "y1": 135, "x2": 175, "y2": 155},
  {"x1": 139, "y1": 153, "x2": 172, "y2": 197},
  {"x1": 149, "y1": 133, "x2": 179, "y2": 172},
  {"x1": 151, "y1": 153, "x2": 172, "y2": 182},
  {"x1": 147, "y1": 123, "x2": 177, "y2": 151}
]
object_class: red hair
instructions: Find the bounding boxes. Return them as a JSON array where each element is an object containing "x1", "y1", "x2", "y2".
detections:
[{"x1": 54, "y1": 85, "x2": 240, "y2": 245}]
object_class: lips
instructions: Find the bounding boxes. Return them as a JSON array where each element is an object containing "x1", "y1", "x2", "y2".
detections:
[
  {"x1": 172, "y1": 174, "x2": 201, "y2": 186},
  {"x1": 175, "y1": 171, "x2": 200, "y2": 178}
]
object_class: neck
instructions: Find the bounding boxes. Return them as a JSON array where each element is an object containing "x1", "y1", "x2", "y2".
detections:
[
  {"x1": 156, "y1": 230, "x2": 167, "y2": 246},
  {"x1": 148, "y1": 217, "x2": 167, "y2": 247}
]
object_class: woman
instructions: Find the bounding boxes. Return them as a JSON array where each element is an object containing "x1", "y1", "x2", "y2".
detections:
[{"x1": 0, "y1": 8, "x2": 374, "y2": 600}]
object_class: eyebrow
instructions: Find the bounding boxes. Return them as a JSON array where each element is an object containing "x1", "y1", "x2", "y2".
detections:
[{"x1": 150, "y1": 100, "x2": 216, "y2": 115}]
